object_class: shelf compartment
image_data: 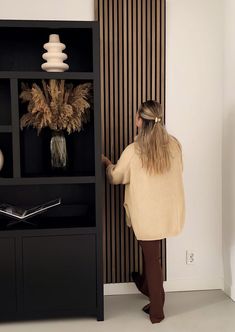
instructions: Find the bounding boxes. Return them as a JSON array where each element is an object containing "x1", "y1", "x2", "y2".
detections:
[
  {"x1": 0, "y1": 27, "x2": 93, "y2": 72},
  {"x1": 0, "y1": 133, "x2": 13, "y2": 178},
  {"x1": 20, "y1": 127, "x2": 95, "y2": 178},
  {"x1": 0, "y1": 183, "x2": 96, "y2": 230},
  {"x1": 0, "y1": 79, "x2": 11, "y2": 126},
  {"x1": 18, "y1": 79, "x2": 95, "y2": 178}
]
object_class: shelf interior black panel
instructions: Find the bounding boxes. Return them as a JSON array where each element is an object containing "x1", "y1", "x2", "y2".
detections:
[
  {"x1": 22, "y1": 234, "x2": 96, "y2": 313},
  {"x1": 0, "y1": 27, "x2": 93, "y2": 72},
  {"x1": 0, "y1": 216, "x2": 95, "y2": 231},
  {"x1": 0, "y1": 133, "x2": 13, "y2": 178},
  {"x1": 0, "y1": 183, "x2": 96, "y2": 230},
  {"x1": 0, "y1": 79, "x2": 11, "y2": 125},
  {"x1": 20, "y1": 127, "x2": 95, "y2": 177},
  {"x1": 18, "y1": 79, "x2": 95, "y2": 177}
]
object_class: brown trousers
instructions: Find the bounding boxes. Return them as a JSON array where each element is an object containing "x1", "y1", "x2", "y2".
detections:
[{"x1": 138, "y1": 240, "x2": 165, "y2": 323}]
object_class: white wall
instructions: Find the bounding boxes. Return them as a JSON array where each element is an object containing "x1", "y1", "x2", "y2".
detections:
[
  {"x1": 0, "y1": 0, "x2": 94, "y2": 21},
  {"x1": 165, "y1": 0, "x2": 223, "y2": 292},
  {"x1": 223, "y1": 0, "x2": 235, "y2": 301},
  {"x1": 0, "y1": 0, "x2": 225, "y2": 294}
]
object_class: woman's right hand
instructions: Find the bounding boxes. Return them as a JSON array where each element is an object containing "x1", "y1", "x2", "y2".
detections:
[{"x1": 102, "y1": 154, "x2": 112, "y2": 168}]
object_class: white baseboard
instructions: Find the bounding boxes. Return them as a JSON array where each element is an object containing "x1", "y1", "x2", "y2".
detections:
[
  {"x1": 224, "y1": 283, "x2": 235, "y2": 301},
  {"x1": 104, "y1": 277, "x2": 224, "y2": 296},
  {"x1": 163, "y1": 277, "x2": 224, "y2": 292},
  {"x1": 104, "y1": 282, "x2": 139, "y2": 295}
]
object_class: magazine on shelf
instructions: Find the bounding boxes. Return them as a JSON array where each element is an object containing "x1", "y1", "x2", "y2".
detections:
[{"x1": 0, "y1": 198, "x2": 61, "y2": 220}]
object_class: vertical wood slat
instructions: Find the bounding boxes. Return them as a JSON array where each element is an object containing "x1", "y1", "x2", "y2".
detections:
[
  {"x1": 141, "y1": 0, "x2": 147, "y2": 102},
  {"x1": 151, "y1": 0, "x2": 156, "y2": 99},
  {"x1": 146, "y1": 0, "x2": 151, "y2": 100},
  {"x1": 108, "y1": 0, "x2": 116, "y2": 283},
  {"x1": 161, "y1": 0, "x2": 166, "y2": 117},
  {"x1": 97, "y1": 0, "x2": 166, "y2": 284},
  {"x1": 161, "y1": 0, "x2": 167, "y2": 274},
  {"x1": 104, "y1": 0, "x2": 111, "y2": 283},
  {"x1": 123, "y1": 0, "x2": 130, "y2": 282},
  {"x1": 156, "y1": 0, "x2": 161, "y2": 101},
  {"x1": 113, "y1": 0, "x2": 121, "y2": 283},
  {"x1": 132, "y1": 0, "x2": 139, "y2": 273},
  {"x1": 127, "y1": 0, "x2": 134, "y2": 277},
  {"x1": 97, "y1": 0, "x2": 107, "y2": 284},
  {"x1": 137, "y1": 0, "x2": 142, "y2": 109}
]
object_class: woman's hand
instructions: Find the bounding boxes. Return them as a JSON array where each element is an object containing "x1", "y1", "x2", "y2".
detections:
[{"x1": 102, "y1": 154, "x2": 112, "y2": 168}]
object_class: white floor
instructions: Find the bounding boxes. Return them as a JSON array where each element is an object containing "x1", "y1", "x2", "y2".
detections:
[{"x1": 0, "y1": 290, "x2": 234, "y2": 332}]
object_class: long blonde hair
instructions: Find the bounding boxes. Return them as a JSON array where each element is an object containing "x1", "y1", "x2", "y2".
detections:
[{"x1": 135, "y1": 100, "x2": 171, "y2": 174}]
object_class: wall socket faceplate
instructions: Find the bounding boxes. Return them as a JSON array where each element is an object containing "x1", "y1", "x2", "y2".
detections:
[{"x1": 186, "y1": 250, "x2": 195, "y2": 264}]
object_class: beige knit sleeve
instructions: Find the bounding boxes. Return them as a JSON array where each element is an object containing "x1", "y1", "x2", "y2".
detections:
[
  {"x1": 106, "y1": 144, "x2": 134, "y2": 185},
  {"x1": 170, "y1": 135, "x2": 184, "y2": 171}
]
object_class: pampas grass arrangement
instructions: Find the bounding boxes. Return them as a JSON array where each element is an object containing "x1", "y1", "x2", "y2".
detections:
[{"x1": 19, "y1": 80, "x2": 92, "y2": 134}]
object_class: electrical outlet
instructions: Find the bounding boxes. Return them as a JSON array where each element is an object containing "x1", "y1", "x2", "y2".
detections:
[{"x1": 186, "y1": 250, "x2": 195, "y2": 264}]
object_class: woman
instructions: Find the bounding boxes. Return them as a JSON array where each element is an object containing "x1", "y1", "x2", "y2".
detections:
[{"x1": 102, "y1": 100, "x2": 185, "y2": 324}]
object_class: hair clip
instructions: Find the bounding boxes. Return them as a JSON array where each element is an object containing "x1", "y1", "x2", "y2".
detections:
[{"x1": 155, "y1": 117, "x2": 161, "y2": 123}]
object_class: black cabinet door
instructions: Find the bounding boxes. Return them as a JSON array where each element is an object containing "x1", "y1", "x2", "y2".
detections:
[
  {"x1": 22, "y1": 234, "x2": 97, "y2": 315},
  {"x1": 0, "y1": 238, "x2": 16, "y2": 316}
]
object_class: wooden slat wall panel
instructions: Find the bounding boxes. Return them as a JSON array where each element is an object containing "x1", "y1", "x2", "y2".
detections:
[{"x1": 97, "y1": 0, "x2": 166, "y2": 284}]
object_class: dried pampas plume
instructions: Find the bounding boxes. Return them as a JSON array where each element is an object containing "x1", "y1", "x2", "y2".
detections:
[{"x1": 20, "y1": 80, "x2": 93, "y2": 134}]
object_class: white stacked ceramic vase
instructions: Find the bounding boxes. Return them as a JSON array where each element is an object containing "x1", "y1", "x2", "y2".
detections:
[
  {"x1": 0, "y1": 149, "x2": 4, "y2": 171},
  {"x1": 41, "y1": 34, "x2": 69, "y2": 72}
]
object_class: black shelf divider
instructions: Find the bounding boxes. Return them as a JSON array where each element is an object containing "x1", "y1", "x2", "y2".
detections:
[
  {"x1": 0, "y1": 72, "x2": 94, "y2": 79},
  {"x1": 10, "y1": 79, "x2": 21, "y2": 178},
  {"x1": 93, "y1": 24, "x2": 104, "y2": 321},
  {"x1": 0, "y1": 176, "x2": 95, "y2": 186},
  {"x1": 0, "y1": 125, "x2": 12, "y2": 133},
  {"x1": 0, "y1": 226, "x2": 97, "y2": 237},
  {"x1": 0, "y1": 20, "x2": 98, "y2": 29}
]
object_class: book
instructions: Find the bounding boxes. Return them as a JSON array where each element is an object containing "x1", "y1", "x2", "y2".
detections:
[{"x1": 0, "y1": 198, "x2": 61, "y2": 220}]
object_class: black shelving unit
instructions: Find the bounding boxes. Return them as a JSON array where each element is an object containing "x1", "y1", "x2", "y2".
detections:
[{"x1": 0, "y1": 20, "x2": 103, "y2": 321}]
